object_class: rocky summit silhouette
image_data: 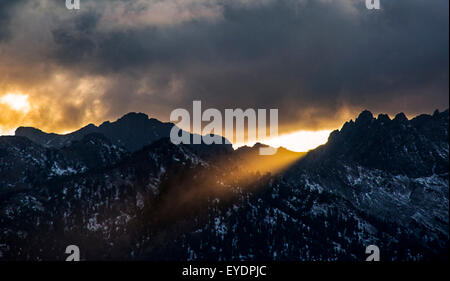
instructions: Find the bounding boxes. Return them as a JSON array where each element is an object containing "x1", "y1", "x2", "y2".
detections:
[
  {"x1": 0, "y1": 109, "x2": 448, "y2": 261},
  {"x1": 15, "y1": 112, "x2": 176, "y2": 152}
]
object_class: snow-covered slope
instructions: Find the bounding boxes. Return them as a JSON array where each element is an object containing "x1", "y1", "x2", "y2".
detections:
[{"x1": 0, "y1": 110, "x2": 448, "y2": 261}]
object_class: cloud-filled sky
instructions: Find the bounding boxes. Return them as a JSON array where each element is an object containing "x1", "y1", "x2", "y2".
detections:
[{"x1": 0, "y1": 0, "x2": 448, "y2": 136}]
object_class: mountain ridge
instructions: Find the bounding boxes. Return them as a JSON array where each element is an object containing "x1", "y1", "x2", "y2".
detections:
[
  {"x1": 1, "y1": 108, "x2": 448, "y2": 261},
  {"x1": 15, "y1": 112, "x2": 176, "y2": 152}
]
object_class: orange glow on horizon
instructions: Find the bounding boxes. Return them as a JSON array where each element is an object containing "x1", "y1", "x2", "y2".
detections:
[{"x1": 234, "y1": 130, "x2": 333, "y2": 153}]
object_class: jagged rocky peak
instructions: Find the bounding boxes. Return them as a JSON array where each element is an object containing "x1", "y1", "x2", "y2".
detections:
[
  {"x1": 334, "y1": 109, "x2": 448, "y2": 137},
  {"x1": 355, "y1": 109, "x2": 374, "y2": 125},
  {"x1": 15, "y1": 126, "x2": 45, "y2": 136},
  {"x1": 377, "y1": 113, "x2": 391, "y2": 123},
  {"x1": 393, "y1": 112, "x2": 409, "y2": 124},
  {"x1": 106, "y1": 112, "x2": 168, "y2": 129},
  {"x1": 117, "y1": 112, "x2": 150, "y2": 122},
  {"x1": 310, "y1": 109, "x2": 449, "y2": 177},
  {"x1": 336, "y1": 110, "x2": 377, "y2": 136},
  {"x1": 433, "y1": 108, "x2": 445, "y2": 117}
]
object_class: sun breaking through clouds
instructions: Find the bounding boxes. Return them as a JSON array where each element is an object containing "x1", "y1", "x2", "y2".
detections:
[
  {"x1": 0, "y1": 0, "x2": 448, "y2": 144},
  {"x1": 0, "y1": 93, "x2": 31, "y2": 113},
  {"x1": 233, "y1": 129, "x2": 333, "y2": 153}
]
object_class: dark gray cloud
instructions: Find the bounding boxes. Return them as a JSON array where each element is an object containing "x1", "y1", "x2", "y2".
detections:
[
  {"x1": 0, "y1": 0, "x2": 25, "y2": 41},
  {"x1": 0, "y1": 0, "x2": 448, "y2": 133}
]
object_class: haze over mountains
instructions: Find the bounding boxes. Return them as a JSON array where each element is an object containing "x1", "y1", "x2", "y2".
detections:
[{"x1": 0, "y1": 109, "x2": 448, "y2": 261}]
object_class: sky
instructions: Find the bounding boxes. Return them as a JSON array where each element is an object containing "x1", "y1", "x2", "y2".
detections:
[{"x1": 0, "y1": 0, "x2": 448, "y2": 150}]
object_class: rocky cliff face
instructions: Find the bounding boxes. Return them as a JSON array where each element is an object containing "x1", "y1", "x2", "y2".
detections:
[{"x1": 0, "y1": 110, "x2": 448, "y2": 261}]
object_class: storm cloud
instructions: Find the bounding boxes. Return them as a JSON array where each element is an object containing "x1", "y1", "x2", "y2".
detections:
[{"x1": 0, "y1": 0, "x2": 448, "y2": 134}]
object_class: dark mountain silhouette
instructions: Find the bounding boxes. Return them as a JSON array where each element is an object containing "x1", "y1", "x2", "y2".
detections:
[
  {"x1": 16, "y1": 112, "x2": 178, "y2": 152},
  {"x1": 232, "y1": 143, "x2": 306, "y2": 174},
  {"x1": 305, "y1": 109, "x2": 449, "y2": 177},
  {"x1": 15, "y1": 112, "x2": 233, "y2": 156},
  {"x1": 0, "y1": 109, "x2": 448, "y2": 261},
  {"x1": 150, "y1": 109, "x2": 448, "y2": 261}
]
